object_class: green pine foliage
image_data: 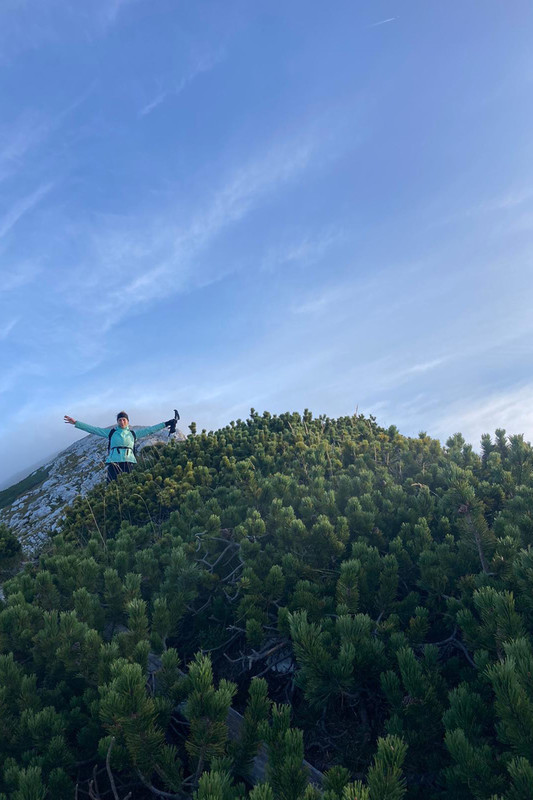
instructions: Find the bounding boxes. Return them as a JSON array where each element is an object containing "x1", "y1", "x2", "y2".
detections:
[
  {"x1": 0, "y1": 467, "x2": 50, "y2": 511},
  {"x1": 1, "y1": 410, "x2": 533, "y2": 797},
  {"x1": 261, "y1": 704, "x2": 308, "y2": 800},
  {"x1": 0, "y1": 523, "x2": 22, "y2": 571}
]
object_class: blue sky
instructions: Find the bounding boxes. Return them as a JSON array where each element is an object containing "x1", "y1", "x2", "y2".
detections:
[{"x1": 1, "y1": 0, "x2": 533, "y2": 485}]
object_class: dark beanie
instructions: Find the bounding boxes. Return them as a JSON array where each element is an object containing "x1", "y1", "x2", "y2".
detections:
[{"x1": 117, "y1": 411, "x2": 129, "y2": 421}]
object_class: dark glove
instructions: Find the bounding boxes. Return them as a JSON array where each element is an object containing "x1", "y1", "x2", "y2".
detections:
[{"x1": 165, "y1": 409, "x2": 179, "y2": 434}]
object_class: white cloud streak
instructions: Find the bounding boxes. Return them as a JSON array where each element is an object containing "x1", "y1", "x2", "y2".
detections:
[
  {"x1": 139, "y1": 50, "x2": 225, "y2": 117},
  {"x1": 0, "y1": 129, "x2": 321, "y2": 396},
  {"x1": 0, "y1": 0, "x2": 143, "y2": 60},
  {"x1": 102, "y1": 0, "x2": 139, "y2": 28},
  {"x1": 0, "y1": 182, "x2": 53, "y2": 239},
  {"x1": 432, "y1": 383, "x2": 533, "y2": 446},
  {"x1": 291, "y1": 284, "x2": 347, "y2": 315},
  {"x1": 0, "y1": 262, "x2": 41, "y2": 293},
  {"x1": 139, "y1": 91, "x2": 168, "y2": 118},
  {"x1": 0, "y1": 87, "x2": 93, "y2": 184},
  {"x1": 0, "y1": 361, "x2": 44, "y2": 396},
  {"x1": 261, "y1": 227, "x2": 342, "y2": 273},
  {"x1": 63, "y1": 134, "x2": 317, "y2": 331},
  {"x1": 0, "y1": 317, "x2": 18, "y2": 340},
  {"x1": 0, "y1": 115, "x2": 51, "y2": 183},
  {"x1": 400, "y1": 357, "x2": 448, "y2": 376},
  {"x1": 368, "y1": 17, "x2": 398, "y2": 28}
]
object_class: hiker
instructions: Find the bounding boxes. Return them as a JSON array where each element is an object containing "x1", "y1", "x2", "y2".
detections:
[{"x1": 64, "y1": 410, "x2": 178, "y2": 482}]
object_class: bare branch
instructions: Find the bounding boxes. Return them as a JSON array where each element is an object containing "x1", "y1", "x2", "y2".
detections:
[
  {"x1": 106, "y1": 737, "x2": 120, "y2": 800},
  {"x1": 136, "y1": 770, "x2": 185, "y2": 799}
]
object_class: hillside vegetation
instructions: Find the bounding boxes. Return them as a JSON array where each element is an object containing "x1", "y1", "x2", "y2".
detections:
[
  {"x1": 0, "y1": 466, "x2": 50, "y2": 511},
  {"x1": 1, "y1": 410, "x2": 533, "y2": 800}
]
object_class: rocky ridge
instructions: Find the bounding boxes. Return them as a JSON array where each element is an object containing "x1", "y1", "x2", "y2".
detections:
[{"x1": 0, "y1": 426, "x2": 186, "y2": 552}]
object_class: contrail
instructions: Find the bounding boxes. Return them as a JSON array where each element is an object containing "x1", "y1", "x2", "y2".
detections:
[{"x1": 369, "y1": 17, "x2": 398, "y2": 28}]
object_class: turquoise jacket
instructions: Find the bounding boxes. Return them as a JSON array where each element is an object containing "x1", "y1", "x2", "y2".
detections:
[{"x1": 74, "y1": 420, "x2": 166, "y2": 463}]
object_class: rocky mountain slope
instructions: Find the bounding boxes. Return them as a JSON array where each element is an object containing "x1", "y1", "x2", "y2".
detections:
[{"x1": 0, "y1": 426, "x2": 186, "y2": 552}]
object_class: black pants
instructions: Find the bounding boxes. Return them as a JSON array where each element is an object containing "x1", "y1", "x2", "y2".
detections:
[{"x1": 107, "y1": 462, "x2": 135, "y2": 483}]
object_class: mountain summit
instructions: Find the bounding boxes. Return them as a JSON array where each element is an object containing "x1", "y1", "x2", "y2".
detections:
[{"x1": 0, "y1": 425, "x2": 186, "y2": 552}]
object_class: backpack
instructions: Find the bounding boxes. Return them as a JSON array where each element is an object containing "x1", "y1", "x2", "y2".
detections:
[{"x1": 108, "y1": 427, "x2": 137, "y2": 456}]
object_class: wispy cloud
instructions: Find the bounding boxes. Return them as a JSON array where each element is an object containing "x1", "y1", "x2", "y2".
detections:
[
  {"x1": 63, "y1": 133, "x2": 317, "y2": 329},
  {"x1": 0, "y1": 317, "x2": 18, "y2": 340},
  {"x1": 0, "y1": 183, "x2": 53, "y2": 240},
  {"x1": 371, "y1": 356, "x2": 449, "y2": 392},
  {"x1": 433, "y1": 383, "x2": 533, "y2": 445},
  {"x1": 431, "y1": 183, "x2": 533, "y2": 233},
  {"x1": 0, "y1": 361, "x2": 44, "y2": 396},
  {"x1": 261, "y1": 227, "x2": 342, "y2": 272},
  {"x1": 139, "y1": 91, "x2": 168, "y2": 118},
  {"x1": 101, "y1": 0, "x2": 139, "y2": 28},
  {"x1": 0, "y1": 115, "x2": 51, "y2": 183},
  {"x1": 291, "y1": 284, "x2": 347, "y2": 315},
  {"x1": 290, "y1": 269, "x2": 382, "y2": 316},
  {"x1": 368, "y1": 17, "x2": 398, "y2": 28},
  {"x1": 0, "y1": 129, "x2": 321, "y2": 389},
  {"x1": 494, "y1": 188, "x2": 533, "y2": 210},
  {"x1": 466, "y1": 186, "x2": 533, "y2": 218},
  {"x1": 401, "y1": 358, "x2": 448, "y2": 376},
  {"x1": 0, "y1": 87, "x2": 92, "y2": 183},
  {"x1": 0, "y1": 0, "x2": 142, "y2": 60},
  {"x1": 139, "y1": 50, "x2": 225, "y2": 117},
  {"x1": 0, "y1": 262, "x2": 41, "y2": 293}
]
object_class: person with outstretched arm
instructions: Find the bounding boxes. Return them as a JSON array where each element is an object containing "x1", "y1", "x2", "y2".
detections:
[{"x1": 64, "y1": 410, "x2": 178, "y2": 482}]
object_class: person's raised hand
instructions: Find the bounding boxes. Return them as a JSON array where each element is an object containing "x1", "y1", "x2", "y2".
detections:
[
  {"x1": 164, "y1": 409, "x2": 179, "y2": 427},
  {"x1": 64, "y1": 415, "x2": 76, "y2": 425},
  {"x1": 164, "y1": 414, "x2": 177, "y2": 433}
]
